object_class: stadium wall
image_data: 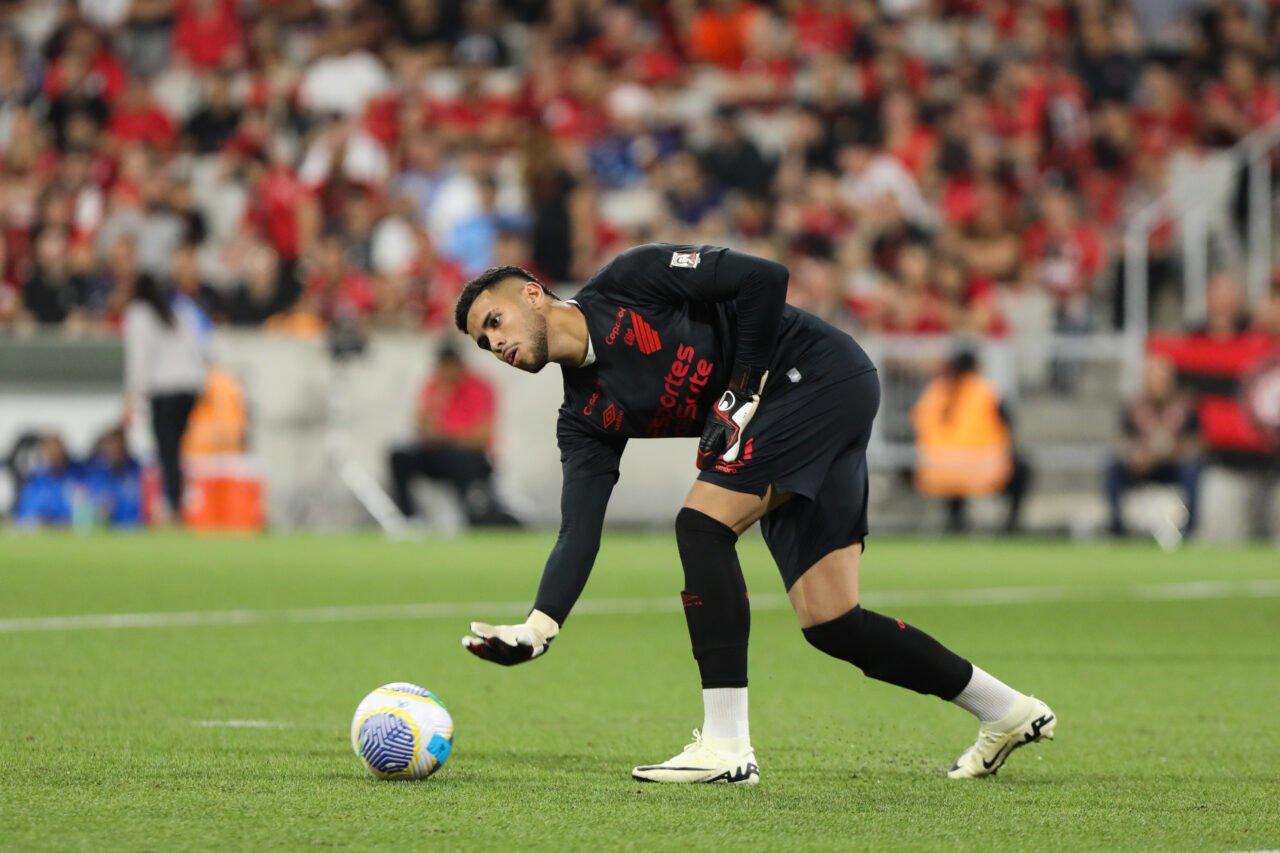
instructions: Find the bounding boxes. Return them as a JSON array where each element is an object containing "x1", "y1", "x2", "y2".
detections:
[{"x1": 206, "y1": 331, "x2": 701, "y2": 529}]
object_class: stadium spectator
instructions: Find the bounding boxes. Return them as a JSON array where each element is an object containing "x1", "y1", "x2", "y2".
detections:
[
  {"x1": 700, "y1": 105, "x2": 774, "y2": 197},
  {"x1": 1104, "y1": 353, "x2": 1202, "y2": 537},
  {"x1": 303, "y1": 234, "x2": 376, "y2": 324},
  {"x1": 182, "y1": 366, "x2": 247, "y2": 457},
  {"x1": 225, "y1": 240, "x2": 290, "y2": 326},
  {"x1": 444, "y1": 174, "x2": 506, "y2": 277},
  {"x1": 182, "y1": 71, "x2": 241, "y2": 155},
  {"x1": 0, "y1": 232, "x2": 18, "y2": 326},
  {"x1": 84, "y1": 427, "x2": 144, "y2": 528},
  {"x1": 123, "y1": 274, "x2": 211, "y2": 520},
  {"x1": 911, "y1": 351, "x2": 1030, "y2": 534},
  {"x1": 1254, "y1": 284, "x2": 1280, "y2": 338},
  {"x1": 1, "y1": 0, "x2": 1279, "y2": 345},
  {"x1": 172, "y1": 0, "x2": 244, "y2": 71},
  {"x1": 1021, "y1": 182, "x2": 1106, "y2": 335},
  {"x1": 14, "y1": 434, "x2": 81, "y2": 528},
  {"x1": 21, "y1": 228, "x2": 88, "y2": 326},
  {"x1": 167, "y1": 241, "x2": 220, "y2": 319},
  {"x1": 388, "y1": 344, "x2": 519, "y2": 528},
  {"x1": 296, "y1": 17, "x2": 388, "y2": 118},
  {"x1": 839, "y1": 136, "x2": 935, "y2": 235},
  {"x1": 1191, "y1": 271, "x2": 1251, "y2": 338}
]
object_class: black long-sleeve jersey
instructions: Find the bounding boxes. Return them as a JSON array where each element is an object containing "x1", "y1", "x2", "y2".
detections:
[{"x1": 533, "y1": 243, "x2": 874, "y2": 624}]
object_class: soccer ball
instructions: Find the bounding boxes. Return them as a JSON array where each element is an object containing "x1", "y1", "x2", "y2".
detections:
[{"x1": 350, "y1": 682, "x2": 454, "y2": 780}]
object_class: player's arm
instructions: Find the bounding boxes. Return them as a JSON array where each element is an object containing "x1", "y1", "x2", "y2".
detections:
[{"x1": 462, "y1": 423, "x2": 624, "y2": 666}]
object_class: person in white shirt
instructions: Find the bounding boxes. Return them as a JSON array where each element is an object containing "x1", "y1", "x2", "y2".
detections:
[
  {"x1": 123, "y1": 274, "x2": 210, "y2": 520},
  {"x1": 838, "y1": 139, "x2": 936, "y2": 232}
]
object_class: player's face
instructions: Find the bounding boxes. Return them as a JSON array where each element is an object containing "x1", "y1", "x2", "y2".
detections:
[{"x1": 467, "y1": 282, "x2": 550, "y2": 373}]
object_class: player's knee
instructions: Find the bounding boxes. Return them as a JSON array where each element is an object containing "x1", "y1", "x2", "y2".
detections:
[
  {"x1": 675, "y1": 507, "x2": 737, "y2": 560},
  {"x1": 802, "y1": 605, "x2": 865, "y2": 653},
  {"x1": 675, "y1": 507, "x2": 743, "y2": 590}
]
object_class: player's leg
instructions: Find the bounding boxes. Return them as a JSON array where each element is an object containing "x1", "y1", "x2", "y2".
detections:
[
  {"x1": 789, "y1": 542, "x2": 1055, "y2": 779},
  {"x1": 791, "y1": 542, "x2": 976, "y2": 696},
  {"x1": 631, "y1": 481, "x2": 787, "y2": 784}
]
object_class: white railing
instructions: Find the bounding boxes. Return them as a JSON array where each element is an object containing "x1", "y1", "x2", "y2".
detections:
[
  {"x1": 1123, "y1": 114, "x2": 1280, "y2": 392},
  {"x1": 862, "y1": 332, "x2": 1130, "y2": 472}
]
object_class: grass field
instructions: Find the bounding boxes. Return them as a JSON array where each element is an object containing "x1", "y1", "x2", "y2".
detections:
[{"x1": 1, "y1": 531, "x2": 1278, "y2": 851}]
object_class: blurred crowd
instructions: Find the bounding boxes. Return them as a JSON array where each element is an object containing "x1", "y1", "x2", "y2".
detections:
[{"x1": 4, "y1": 0, "x2": 1280, "y2": 340}]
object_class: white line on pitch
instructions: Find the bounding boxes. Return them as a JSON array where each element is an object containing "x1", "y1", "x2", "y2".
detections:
[
  {"x1": 193, "y1": 720, "x2": 292, "y2": 729},
  {"x1": 1, "y1": 579, "x2": 1278, "y2": 635}
]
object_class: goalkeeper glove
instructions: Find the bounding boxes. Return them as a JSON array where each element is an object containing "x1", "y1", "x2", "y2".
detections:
[
  {"x1": 462, "y1": 609, "x2": 559, "y2": 666},
  {"x1": 697, "y1": 364, "x2": 768, "y2": 470}
]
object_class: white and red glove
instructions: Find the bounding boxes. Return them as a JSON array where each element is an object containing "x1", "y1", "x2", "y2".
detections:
[{"x1": 697, "y1": 365, "x2": 768, "y2": 470}]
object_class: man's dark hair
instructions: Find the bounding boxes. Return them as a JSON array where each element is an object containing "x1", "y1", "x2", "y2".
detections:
[{"x1": 454, "y1": 266, "x2": 558, "y2": 333}]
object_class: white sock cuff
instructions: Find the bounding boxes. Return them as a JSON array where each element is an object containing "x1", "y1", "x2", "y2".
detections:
[
  {"x1": 702, "y1": 687, "x2": 750, "y2": 744},
  {"x1": 951, "y1": 666, "x2": 1020, "y2": 724}
]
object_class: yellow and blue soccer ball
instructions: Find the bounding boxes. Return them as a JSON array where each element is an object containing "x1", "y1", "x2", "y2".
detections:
[{"x1": 350, "y1": 682, "x2": 454, "y2": 780}]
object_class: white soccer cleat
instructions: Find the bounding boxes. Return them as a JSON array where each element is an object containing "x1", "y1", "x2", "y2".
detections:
[
  {"x1": 947, "y1": 695, "x2": 1057, "y2": 779},
  {"x1": 632, "y1": 729, "x2": 760, "y2": 784}
]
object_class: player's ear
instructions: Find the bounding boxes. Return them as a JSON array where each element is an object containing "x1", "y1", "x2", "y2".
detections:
[{"x1": 524, "y1": 281, "x2": 545, "y2": 307}]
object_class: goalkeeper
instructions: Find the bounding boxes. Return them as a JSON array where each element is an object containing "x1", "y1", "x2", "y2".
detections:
[{"x1": 455, "y1": 244, "x2": 1056, "y2": 783}]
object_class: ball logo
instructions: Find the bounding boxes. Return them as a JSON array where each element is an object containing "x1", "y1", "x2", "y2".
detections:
[{"x1": 669, "y1": 251, "x2": 701, "y2": 269}]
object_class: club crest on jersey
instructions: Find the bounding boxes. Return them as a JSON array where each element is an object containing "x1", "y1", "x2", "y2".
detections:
[
  {"x1": 605, "y1": 306, "x2": 662, "y2": 355},
  {"x1": 670, "y1": 251, "x2": 701, "y2": 269}
]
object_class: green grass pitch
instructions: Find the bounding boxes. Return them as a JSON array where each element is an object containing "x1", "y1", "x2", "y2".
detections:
[{"x1": 1, "y1": 532, "x2": 1278, "y2": 851}]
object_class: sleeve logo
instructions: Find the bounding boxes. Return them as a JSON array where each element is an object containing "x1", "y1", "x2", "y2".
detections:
[{"x1": 669, "y1": 251, "x2": 701, "y2": 269}]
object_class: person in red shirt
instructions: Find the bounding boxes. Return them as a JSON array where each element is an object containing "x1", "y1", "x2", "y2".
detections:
[
  {"x1": 388, "y1": 343, "x2": 519, "y2": 527},
  {"x1": 1021, "y1": 183, "x2": 1105, "y2": 332},
  {"x1": 172, "y1": 0, "x2": 244, "y2": 70},
  {"x1": 303, "y1": 235, "x2": 376, "y2": 323},
  {"x1": 105, "y1": 79, "x2": 177, "y2": 150}
]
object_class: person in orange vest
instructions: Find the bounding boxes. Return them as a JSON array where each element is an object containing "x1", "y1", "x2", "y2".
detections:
[
  {"x1": 912, "y1": 350, "x2": 1031, "y2": 533},
  {"x1": 181, "y1": 366, "x2": 248, "y2": 457}
]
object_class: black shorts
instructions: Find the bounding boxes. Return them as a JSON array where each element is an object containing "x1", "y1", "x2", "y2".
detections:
[{"x1": 698, "y1": 359, "x2": 880, "y2": 590}]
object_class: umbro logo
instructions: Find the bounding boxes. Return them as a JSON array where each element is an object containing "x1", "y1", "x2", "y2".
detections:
[{"x1": 601, "y1": 403, "x2": 624, "y2": 431}]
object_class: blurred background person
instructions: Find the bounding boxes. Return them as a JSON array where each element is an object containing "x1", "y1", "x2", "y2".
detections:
[
  {"x1": 1105, "y1": 354, "x2": 1203, "y2": 537},
  {"x1": 123, "y1": 274, "x2": 211, "y2": 522},
  {"x1": 388, "y1": 344, "x2": 518, "y2": 528},
  {"x1": 911, "y1": 350, "x2": 1030, "y2": 534},
  {"x1": 181, "y1": 366, "x2": 248, "y2": 458},
  {"x1": 84, "y1": 427, "x2": 143, "y2": 528},
  {"x1": 14, "y1": 434, "x2": 82, "y2": 528}
]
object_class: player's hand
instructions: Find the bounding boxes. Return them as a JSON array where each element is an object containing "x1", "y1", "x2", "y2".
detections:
[
  {"x1": 698, "y1": 365, "x2": 768, "y2": 470},
  {"x1": 462, "y1": 609, "x2": 559, "y2": 666}
]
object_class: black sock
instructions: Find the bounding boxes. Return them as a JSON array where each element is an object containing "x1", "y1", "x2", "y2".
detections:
[
  {"x1": 676, "y1": 508, "x2": 749, "y2": 689},
  {"x1": 802, "y1": 605, "x2": 973, "y2": 699}
]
